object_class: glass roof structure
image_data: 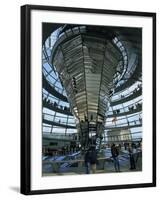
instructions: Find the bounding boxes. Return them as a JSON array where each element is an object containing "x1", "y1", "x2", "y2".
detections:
[{"x1": 42, "y1": 24, "x2": 142, "y2": 150}]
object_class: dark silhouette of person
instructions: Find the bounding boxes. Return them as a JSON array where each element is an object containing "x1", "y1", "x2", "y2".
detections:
[
  {"x1": 89, "y1": 146, "x2": 97, "y2": 173},
  {"x1": 84, "y1": 146, "x2": 97, "y2": 174},
  {"x1": 128, "y1": 143, "x2": 136, "y2": 170},
  {"x1": 84, "y1": 149, "x2": 90, "y2": 174},
  {"x1": 111, "y1": 143, "x2": 120, "y2": 172}
]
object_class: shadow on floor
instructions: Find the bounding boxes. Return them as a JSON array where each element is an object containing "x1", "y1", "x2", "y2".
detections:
[{"x1": 9, "y1": 186, "x2": 20, "y2": 193}]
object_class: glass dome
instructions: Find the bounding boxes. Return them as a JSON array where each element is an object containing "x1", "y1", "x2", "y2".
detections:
[{"x1": 42, "y1": 24, "x2": 142, "y2": 146}]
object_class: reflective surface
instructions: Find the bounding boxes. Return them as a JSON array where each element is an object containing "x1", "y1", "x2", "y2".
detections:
[{"x1": 42, "y1": 24, "x2": 142, "y2": 149}]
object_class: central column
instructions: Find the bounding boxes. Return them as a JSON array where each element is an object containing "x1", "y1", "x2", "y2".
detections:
[{"x1": 51, "y1": 26, "x2": 122, "y2": 150}]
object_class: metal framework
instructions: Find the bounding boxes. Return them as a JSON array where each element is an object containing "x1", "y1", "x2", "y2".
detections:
[{"x1": 42, "y1": 24, "x2": 142, "y2": 150}]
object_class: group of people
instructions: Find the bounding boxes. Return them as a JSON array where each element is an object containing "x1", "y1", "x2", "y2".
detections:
[
  {"x1": 111, "y1": 143, "x2": 139, "y2": 172},
  {"x1": 112, "y1": 102, "x2": 142, "y2": 117},
  {"x1": 43, "y1": 97, "x2": 70, "y2": 112},
  {"x1": 128, "y1": 102, "x2": 142, "y2": 112},
  {"x1": 119, "y1": 84, "x2": 142, "y2": 100},
  {"x1": 84, "y1": 142, "x2": 139, "y2": 174},
  {"x1": 113, "y1": 109, "x2": 120, "y2": 115},
  {"x1": 60, "y1": 144, "x2": 80, "y2": 155},
  {"x1": 43, "y1": 143, "x2": 80, "y2": 157}
]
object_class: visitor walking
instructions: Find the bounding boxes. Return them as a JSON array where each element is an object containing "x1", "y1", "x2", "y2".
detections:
[{"x1": 111, "y1": 143, "x2": 120, "y2": 172}]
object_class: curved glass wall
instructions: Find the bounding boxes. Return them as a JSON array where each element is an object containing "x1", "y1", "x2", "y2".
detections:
[{"x1": 42, "y1": 25, "x2": 142, "y2": 145}]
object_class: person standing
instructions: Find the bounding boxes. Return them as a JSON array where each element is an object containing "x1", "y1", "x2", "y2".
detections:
[
  {"x1": 128, "y1": 143, "x2": 136, "y2": 170},
  {"x1": 89, "y1": 146, "x2": 97, "y2": 174},
  {"x1": 84, "y1": 146, "x2": 97, "y2": 174},
  {"x1": 111, "y1": 143, "x2": 120, "y2": 172},
  {"x1": 84, "y1": 149, "x2": 90, "y2": 174}
]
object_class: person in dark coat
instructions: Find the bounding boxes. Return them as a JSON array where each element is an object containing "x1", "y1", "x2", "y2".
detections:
[
  {"x1": 111, "y1": 143, "x2": 120, "y2": 172},
  {"x1": 89, "y1": 146, "x2": 97, "y2": 173},
  {"x1": 84, "y1": 149, "x2": 91, "y2": 174},
  {"x1": 84, "y1": 146, "x2": 97, "y2": 174}
]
